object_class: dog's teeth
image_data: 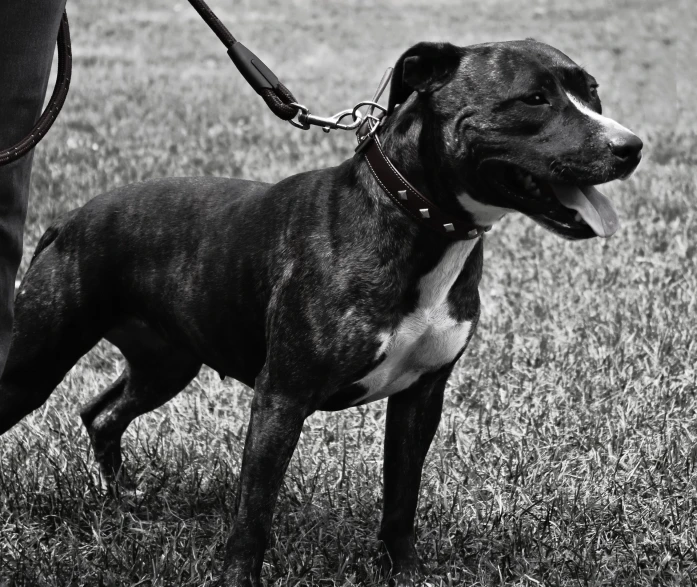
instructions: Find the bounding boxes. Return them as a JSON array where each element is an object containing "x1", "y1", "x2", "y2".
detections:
[
  {"x1": 523, "y1": 175, "x2": 533, "y2": 189},
  {"x1": 531, "y1": 188, "x2": 541, "y2": 197},
  {"x1": 574, "y1": 212, "x2": 582, "y2": 222}
]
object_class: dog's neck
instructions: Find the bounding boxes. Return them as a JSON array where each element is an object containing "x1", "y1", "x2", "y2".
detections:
[{"x1": 358, "y1": 96, "x2": 509, "y2": 230}]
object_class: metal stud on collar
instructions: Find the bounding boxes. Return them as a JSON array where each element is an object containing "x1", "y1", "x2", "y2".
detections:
[{"x1": 362, "y1": 135, "x2": 496, "y2": 242}]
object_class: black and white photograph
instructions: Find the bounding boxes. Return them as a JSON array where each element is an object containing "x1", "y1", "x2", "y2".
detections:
[{"x1": 0, "y1": 0, "x2": 693, "y2": 585}]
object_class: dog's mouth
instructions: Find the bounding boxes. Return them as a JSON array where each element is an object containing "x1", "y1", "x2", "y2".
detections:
[
  {"x1": 549, "y1": 183, "x2": 619, "y2": 238},
  {"x1": 484, "y1": 163, "x2": 619, "y2": 239}
]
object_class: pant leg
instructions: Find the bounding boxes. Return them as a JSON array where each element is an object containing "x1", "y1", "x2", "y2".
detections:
[{"x1": 0, "y1": 0, "x2": 67, "y2": 376}]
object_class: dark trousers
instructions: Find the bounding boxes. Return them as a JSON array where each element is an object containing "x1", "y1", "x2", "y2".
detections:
[{"x1": 0, "y1": 0, "x2": 67, "y2": 376}]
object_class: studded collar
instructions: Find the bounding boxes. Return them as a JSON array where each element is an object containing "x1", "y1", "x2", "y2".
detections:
[{"x1": 358, "y1": 134, "x2": 491, "y2": 241}]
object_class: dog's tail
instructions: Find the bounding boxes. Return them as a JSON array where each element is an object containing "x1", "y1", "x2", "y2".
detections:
[{"x1": 30, "y1": 209, "x2": 79, "y2": 266}]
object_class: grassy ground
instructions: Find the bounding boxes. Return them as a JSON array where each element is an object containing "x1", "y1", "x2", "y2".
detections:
[{"x1": 1, "y1": 0, "x2": 695, "y2": 585}]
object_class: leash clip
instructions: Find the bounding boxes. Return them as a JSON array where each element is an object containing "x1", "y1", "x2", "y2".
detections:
[
  {"x1": 289, "y1": 105, "x2": 362, "y2": 133},
  {"x1": 287, "y1": 68, "x2": 392, "y2": 135}
]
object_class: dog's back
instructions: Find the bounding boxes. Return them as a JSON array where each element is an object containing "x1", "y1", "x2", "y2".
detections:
[{"x1": 30, "y1": 176, "x2": 270, "y2": 266}]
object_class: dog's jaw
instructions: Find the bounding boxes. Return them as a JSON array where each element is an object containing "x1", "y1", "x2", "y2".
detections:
[{"x1": 456, "y1": 190, "x2": 511, "y2": 227}]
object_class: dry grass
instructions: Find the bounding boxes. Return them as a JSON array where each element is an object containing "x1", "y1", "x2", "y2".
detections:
[{"x1": 1, "y1": 0, "x2": 695, "y2": 585}]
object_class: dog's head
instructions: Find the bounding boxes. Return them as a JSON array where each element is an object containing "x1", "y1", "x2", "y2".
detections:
[{"x1": 386, "y1": 40, "x2": 643, "y2": 239}]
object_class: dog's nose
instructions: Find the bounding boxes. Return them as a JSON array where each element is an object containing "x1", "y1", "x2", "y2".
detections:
[{"x1": 609, "y1": 133, "x2": 643, "y2": 162}]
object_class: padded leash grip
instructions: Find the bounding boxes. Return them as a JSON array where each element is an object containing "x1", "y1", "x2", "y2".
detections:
[
  {"x1": 228, "y1": 42, "x2": 298, "y2": 120},
  {"x1": 227, "y1": 42, "x2": 279, "y2": 92},
  {"x1": 227, "y1": 42, "x2": 299, "y2": 120}
]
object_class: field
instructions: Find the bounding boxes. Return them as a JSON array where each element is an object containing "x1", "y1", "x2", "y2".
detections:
[{"x1": 1, "y1": 0, "x2": 695, "y2": 585}]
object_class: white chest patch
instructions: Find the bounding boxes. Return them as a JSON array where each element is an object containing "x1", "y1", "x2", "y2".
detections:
[{"x1": 352, "y1": 240, "x2": 478, "y2": 405}]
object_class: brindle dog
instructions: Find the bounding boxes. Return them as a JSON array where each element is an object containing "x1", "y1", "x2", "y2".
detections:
[{"x1": 0, "y1": 40, "x2": 642, "y2": 586}]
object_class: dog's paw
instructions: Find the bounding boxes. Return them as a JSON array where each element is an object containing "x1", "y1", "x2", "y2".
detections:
[
  {"x1": 214, "y1": 566, "x2": 259, "y2": 587},
  {"x1": 98, "y1": 468, "x2": 147, "y2": 507},
  {"x1": 387, "y1": 569, "x2": 430, "y2": 587},
  {"x1": 379, "y1": 551, "x2": 427, "y2": 586}
]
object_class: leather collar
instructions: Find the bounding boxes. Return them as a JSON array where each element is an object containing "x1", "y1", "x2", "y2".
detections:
[{"x1": 358, "y1": 134, "x2": 491, "y2": 241}]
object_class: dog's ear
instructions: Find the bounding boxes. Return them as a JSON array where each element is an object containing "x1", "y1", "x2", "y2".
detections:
[{"x1": 388, "y1": 42, "x2": 462, "y2": 113}]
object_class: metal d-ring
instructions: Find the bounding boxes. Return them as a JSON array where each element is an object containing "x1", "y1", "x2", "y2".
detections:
[
  {"x1": 353, "y1": 100, "x2": 388, "y2": 141},
  {"x1": 351, "y1": 101, "x2": 388, "y2": 120}
]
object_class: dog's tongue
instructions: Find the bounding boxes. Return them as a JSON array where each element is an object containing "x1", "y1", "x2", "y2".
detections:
[{"x1": 551, "y1": 184, "x2": 620, "y2": 238}]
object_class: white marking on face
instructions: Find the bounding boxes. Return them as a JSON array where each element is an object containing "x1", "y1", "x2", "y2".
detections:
[
  {"x1": 565, "y1": 92, "x2": 637, "y2": 138},
  {"x1": 457, "y1": 191, "x2": 510, "y2": 226},
  {"x1": 353, "y1": 239, "x2": 478, "y2": 405}
]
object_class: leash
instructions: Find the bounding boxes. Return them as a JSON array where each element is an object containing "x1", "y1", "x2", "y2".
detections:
[
  {"x1": 188, "y1": 0, "x2": 299, "y2": 121},
  {"x1": 189, "y1": 0, "x2": 390, "y2": 136},
  {"x1": 0, "y1": 2, "x2": 488, "y2": 241},
  {"x1": 0, "y1": 11, "x2": 71, "y2": 166},
  {"x1": 0, "y1": 1, "x2": 381, "y2": 167}
]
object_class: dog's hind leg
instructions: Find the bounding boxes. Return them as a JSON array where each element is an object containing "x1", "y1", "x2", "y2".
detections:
[
  {"x1": 80, "y1": 329, "x2": 201, "y2": 484},
  {"x1": 0, "y1": 245, "x2": 106, "y2": 435}
]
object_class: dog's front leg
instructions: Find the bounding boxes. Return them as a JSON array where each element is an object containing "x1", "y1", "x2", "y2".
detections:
[
  {"x1": 379, "y1": 369, "x2": 450, "y2": 586},
  {"x1": 217, "y1": 369, "x2": 308, "y2": 587}
]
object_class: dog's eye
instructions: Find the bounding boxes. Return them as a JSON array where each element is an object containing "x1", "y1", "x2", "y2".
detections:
[
  {"x1": 521, "y1": 93, "x2": 549, "y2": 106},
  {"x1": 590, "y1": 85, "x2": 599, "y2": 98}
]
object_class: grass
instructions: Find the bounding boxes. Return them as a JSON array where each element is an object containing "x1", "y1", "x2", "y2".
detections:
[{"x1": 1, "y1": 0, "x2": 695, "y2": 585}]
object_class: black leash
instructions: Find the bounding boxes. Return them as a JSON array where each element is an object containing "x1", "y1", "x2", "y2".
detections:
[
  {"x1": 188, "y1": 0, "x2": 300, "y2": 121},
  {"x1": 188, "y1": 0, "x2": 391, "y2": 134},
  {"x1": 0, "y1": 1, "x2": 386, "y2": 167},
  {"x1": 0, "y1": 11, "x2": 72, "y2": 166}
]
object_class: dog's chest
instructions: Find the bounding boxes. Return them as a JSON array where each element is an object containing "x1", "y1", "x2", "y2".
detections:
[{"x1": 352, "y1": 240, "x2": 477, "y2": 405}]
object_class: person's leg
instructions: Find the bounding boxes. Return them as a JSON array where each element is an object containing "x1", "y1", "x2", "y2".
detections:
[{"x1": 0, "y1": 0, "x2": 67, "y2": 375}]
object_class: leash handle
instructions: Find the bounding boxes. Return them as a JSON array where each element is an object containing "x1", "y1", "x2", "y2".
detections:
[
  {"x1": 188, "y1": 0, "x2": 299, "y2": 120},
  {"x1": 0, "y1": 11, "x2": 72, "y2": 166}
]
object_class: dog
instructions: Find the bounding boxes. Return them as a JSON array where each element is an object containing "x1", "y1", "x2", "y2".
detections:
[{"x1": 0, "y1": 40, "x2": 642, "y2": 586}]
